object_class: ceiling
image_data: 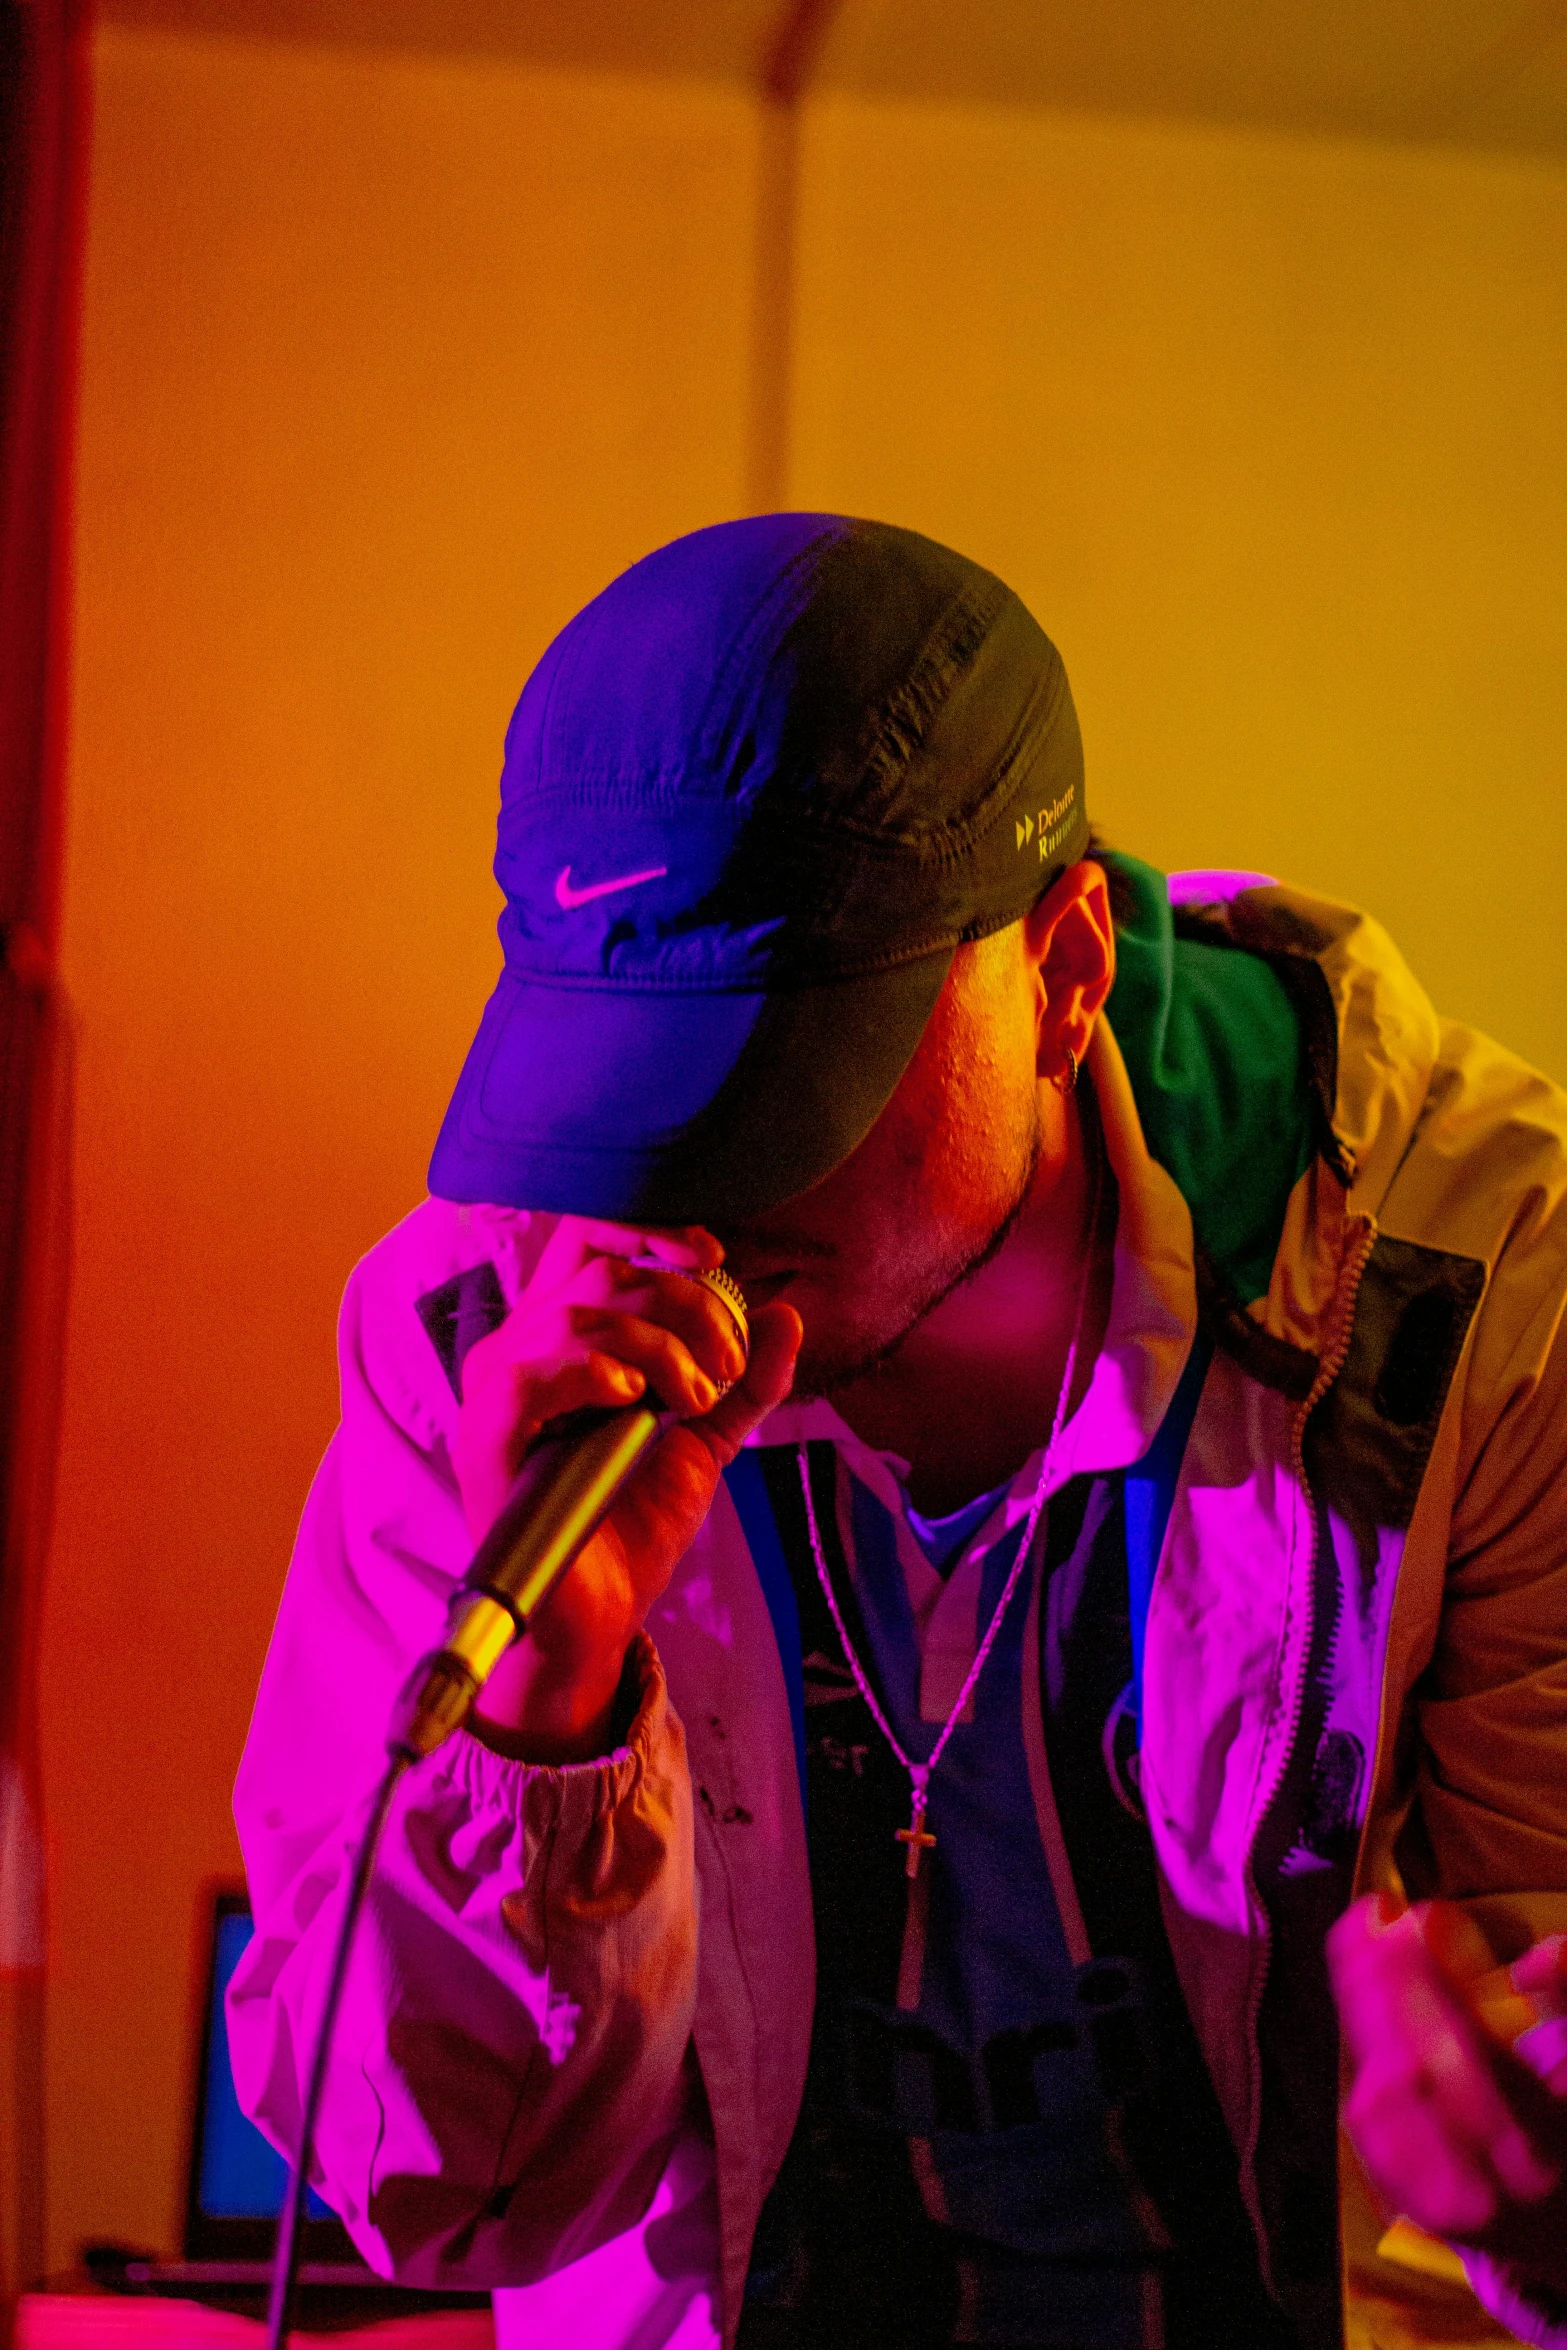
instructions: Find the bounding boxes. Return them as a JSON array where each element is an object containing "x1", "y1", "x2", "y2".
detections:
[
  {"x1": 95, "y1": 0, "x2": 784, "y2": 86},
  {"x1": 97, "y1": 0, "x2": 1567, "y2": 158}
]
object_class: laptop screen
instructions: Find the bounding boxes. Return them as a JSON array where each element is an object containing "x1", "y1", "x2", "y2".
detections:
[
  {"x1": 199, "y1": 1900, "x2": 333, "y2": 2223},
  {"x1": 187, "y1": 1891, "x2": 351, "y2": 2259}
]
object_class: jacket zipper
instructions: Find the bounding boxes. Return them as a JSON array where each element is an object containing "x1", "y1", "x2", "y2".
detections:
[{"x1": 1237, "y1": 1210, "x2": 1378, "y2": 2250}]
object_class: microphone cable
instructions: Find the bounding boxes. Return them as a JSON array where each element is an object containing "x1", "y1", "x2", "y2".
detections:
[
  {"x1": 264, "y1": 1262, "x2": 747, "y2": 2344},
  {"x1": 264, "y1": 1751, "x2": 407, "y2": 2350}
]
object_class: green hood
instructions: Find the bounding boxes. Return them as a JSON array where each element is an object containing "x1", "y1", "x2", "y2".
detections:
[{"x1": 1104, "y1": 854, "x2": 1316, "y2": 1306}]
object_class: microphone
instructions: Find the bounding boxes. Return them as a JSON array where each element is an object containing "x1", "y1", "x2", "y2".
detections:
[{"x1": 387, "y1": 1264, "x2": 748, "y2": 1762}]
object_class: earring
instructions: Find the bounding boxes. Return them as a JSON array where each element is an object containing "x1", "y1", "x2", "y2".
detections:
[{"x1": 1055, "y1": 1045, "x2": 1079, "y2": 1095}]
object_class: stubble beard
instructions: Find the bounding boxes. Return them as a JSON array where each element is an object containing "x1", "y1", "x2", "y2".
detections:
[{"x1": 790, "y1": 1115, "x2": 1044, "y2": 1402}]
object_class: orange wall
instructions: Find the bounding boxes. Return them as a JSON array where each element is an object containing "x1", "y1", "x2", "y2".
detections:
[
  {"x1": 44, "y1": 22, "x2": 758, "y2": 2270},
  {"x1": 42, "y1": 28, "x2": 1567, "y2": 2286},
  {"x1": 791, "y1": 94, "x2": 1567, "y2": 1081}
]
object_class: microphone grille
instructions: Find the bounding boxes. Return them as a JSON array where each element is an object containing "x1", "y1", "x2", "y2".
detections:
[{"x1": 688, "y1": 1265, "x2": 748, "y2": 1354}]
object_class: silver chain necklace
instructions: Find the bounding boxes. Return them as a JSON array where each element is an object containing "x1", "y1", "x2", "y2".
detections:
[{"x1": 795, "y1": 1152, "x2": 1102, "y2": 1880}]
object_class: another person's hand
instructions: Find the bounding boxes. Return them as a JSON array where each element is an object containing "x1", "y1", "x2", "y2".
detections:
[
  {"x1": 452, "y1": 1217, "x2": 801, "y2": 1762},
  {"x1": 1329, "y1": 1895, "x2": 1567, "y2": 2299}
]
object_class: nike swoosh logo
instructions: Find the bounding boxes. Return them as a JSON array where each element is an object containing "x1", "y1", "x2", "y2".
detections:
[{"x1": 554, "y1": 862, "x2": 668, "y2": 911}]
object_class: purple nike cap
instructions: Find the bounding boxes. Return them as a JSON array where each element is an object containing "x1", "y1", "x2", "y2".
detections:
[{"x1": 429, "y1": 514, "x2": 1088, "y2": 1223}]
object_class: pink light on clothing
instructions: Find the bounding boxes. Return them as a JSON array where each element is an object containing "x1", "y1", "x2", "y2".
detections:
[{"x1": 1165, "y1": 868, "x2": 1277, "y2": 904}]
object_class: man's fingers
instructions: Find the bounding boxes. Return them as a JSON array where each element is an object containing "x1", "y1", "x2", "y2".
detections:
[
  {"x1": 476, "y1": 1257, "x2": 743, "y2": 1403},
  {"x1": 609, "y1": 1263, "x2": 749, "y2": 1386},
  {"x1": 637, "y1": 1226, "x2": 726, "y2": 1269},
  {"x1": 1518, "y1": 2019, "x2": 1567, "y2": 2097},
  {"x1": 1413, "y1": 1900, "x2": 1498, "y2": 1995},
  {"x1": 1350, "y1": 2035, "x2": 1563, "y2": 2229},
  {"x1": 582, "y1": 1306, "x2": 802, "y2": 1624},
  {"x1": 1347, "y1": 2070, "x2": 1500, "y2": 2235},
  {"x1": 1513, "y1": 1937, "x2": 1567, "y2": 2015},
  {"x1": 1330, "y1": 1900, "x2": 1444, "y2": 2074},
  {"x1": 1332, "y1": 1896, "x2": 1566, "y2": 2232},
  {"x1": 685, "y1": 1302, "x2": 803, "y2": 1467},
  {"x1": 530, "y1": 1215, "x2": 721, "y2": 1298},
  {"x1": 567, "y1": 1310, "x2": 723, "y2": 1417},
  {"x1": 1510, "y1": 1940, "x2": 1567, "y2": 2095}
]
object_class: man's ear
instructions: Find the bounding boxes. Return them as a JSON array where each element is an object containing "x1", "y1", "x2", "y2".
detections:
[{"x1": 1022, "y1": 860, "x2": 1116, "y2": 1081}]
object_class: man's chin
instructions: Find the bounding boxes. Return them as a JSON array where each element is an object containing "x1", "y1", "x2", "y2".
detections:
[
  {"x1": 770, "y1": 1177, "x2": 1037, "y2": 1404},
  {"x1": 790, "y1": 1315, "x2": 926, "y2": 1403}
]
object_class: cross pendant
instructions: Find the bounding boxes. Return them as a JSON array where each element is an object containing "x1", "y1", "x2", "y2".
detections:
[{"x1": 896, "y1": 1801, "x2": 937, "y2": 1880}]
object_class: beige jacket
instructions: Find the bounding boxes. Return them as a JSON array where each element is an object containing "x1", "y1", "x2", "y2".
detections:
[{"x1": 229, "y1": 880, "x2": 1567, "y2": 2350}]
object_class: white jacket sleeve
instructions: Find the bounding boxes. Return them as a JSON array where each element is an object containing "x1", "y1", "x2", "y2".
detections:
[{"x1": 226, "y1": 1231, "x2": 700, "y2": 2291}]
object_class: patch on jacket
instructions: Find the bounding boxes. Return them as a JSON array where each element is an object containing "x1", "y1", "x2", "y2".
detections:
[
  {"x1": 415, "y1": 1260, "x2": 508, "y2": 1399},
  {"x1": 1307, "y1": 1236, "x2": 1486, "y2": 1567},
  {"x1": 1373, "y1": 1286, "x2": 1467, "y2": 1428}
]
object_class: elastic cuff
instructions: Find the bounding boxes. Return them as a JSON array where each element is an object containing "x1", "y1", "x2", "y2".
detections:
[
  {"x1": 443, "y1": 1629, "x2": 667, "y2": 1811},
  {"x1": 466, "y1": 1634, "x2": 646, "y2": 1764}
]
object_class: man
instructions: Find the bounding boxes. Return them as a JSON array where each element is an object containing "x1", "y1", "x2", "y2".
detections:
[{"x1": 229, "y1": 515, "x2": 1567, "y2": 2350}]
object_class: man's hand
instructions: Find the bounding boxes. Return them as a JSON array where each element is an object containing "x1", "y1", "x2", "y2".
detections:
[
  {"x1": 452, "y1": 1217, "x2": 801, "y2": 1763},
  {"x1": 1329, "y1": 1895, "x2": 1567, "y2": 2297}
]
